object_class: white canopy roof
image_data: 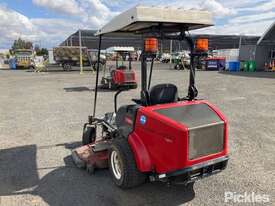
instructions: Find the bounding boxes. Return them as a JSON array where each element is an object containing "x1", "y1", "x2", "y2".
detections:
[
  {"x1": 96, "y1": 6, "x2": 213, "y2": 36},
  {"x1": 106, "y1": 46, "x2": 135, "y2": 52}
]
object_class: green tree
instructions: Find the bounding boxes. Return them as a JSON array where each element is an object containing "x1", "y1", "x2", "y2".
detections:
[
  {"x1": 40, "y1": 48, "x2": 48, "y2": 56},
  {"x1": 11, "y1": 38, "x2": 33, "y2": 50},
  {"x1": 34, "y1": 44, "x2": 48, "y2": 56}
]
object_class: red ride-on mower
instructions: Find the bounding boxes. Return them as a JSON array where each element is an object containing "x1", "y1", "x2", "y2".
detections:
[
  {"x1": 72, "y1": 6, "x2": 229, "y2": 188},
  {"x1": 100, "y1": 47, "x2": 137, "y2": 90}
]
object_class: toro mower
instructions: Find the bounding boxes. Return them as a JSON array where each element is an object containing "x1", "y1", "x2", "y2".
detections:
[
  {"x1": 72, "y1": 6, "x2": 229, "y2": 188},
  {"x1": 100, "y1": 47, "x2": 137, "y2": 90}
]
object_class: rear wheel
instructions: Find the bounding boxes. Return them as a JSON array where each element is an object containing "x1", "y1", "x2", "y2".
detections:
[
  {"x1": 62, "y1": 62, "x2": 72, "y2": 71},
  {"x1": 109, "y1": 138, "x2": 146, "y2": 188}
]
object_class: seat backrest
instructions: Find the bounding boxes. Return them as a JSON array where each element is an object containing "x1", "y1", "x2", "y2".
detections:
[
  {"x1": 117, "y1": 65, "x2": 127, "y2": 70},
  {"x1": 149, "y1": 84, "x2": 178, "y2": 105}
]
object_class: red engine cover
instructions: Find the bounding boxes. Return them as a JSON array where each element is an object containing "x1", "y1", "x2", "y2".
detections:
[
  {"x1": 128, "y1": 100, "x2": 228, "y2": 174},
  {"x1": 112, "y1": 70, "x2": 137, "y2": 85}
]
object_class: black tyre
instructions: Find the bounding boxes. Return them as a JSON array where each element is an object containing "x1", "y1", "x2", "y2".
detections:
[
  {"x1": 131, "y1": 83, "x2": 138, "y2": 89},
  {"x1": 28, "y1": 66, "x2": 35, "y2": 71},
  {"x1": 86, "y1": 164, "x2": 95, "y2": 175},
  {"x1": 101, "y1": 77, "x2": 105, "y2": 85},
  {"x1": 62, "y1": 62, "x2": 72, "y2": 71},
  {"x1": 109, "y1": 138, "x2": 146, "y2": 188},
  {"x1": 82, "y1": 124, "x2": 96, "y2": 145},
  {"x1": 110, "y1": 82, "x2": 118, "y2": 90}
]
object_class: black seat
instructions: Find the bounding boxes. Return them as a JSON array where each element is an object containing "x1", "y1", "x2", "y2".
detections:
[
  {"x1": 149, "y1": 84, "x2": 178, "y2": 105},
  {"x1": 117, "y1": 65, "x2": 127, "y2": 70}
]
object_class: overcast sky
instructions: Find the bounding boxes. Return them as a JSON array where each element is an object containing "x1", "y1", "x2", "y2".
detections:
[{"x1": 0, "y1": 0, "x2": 275, "y2": 49}]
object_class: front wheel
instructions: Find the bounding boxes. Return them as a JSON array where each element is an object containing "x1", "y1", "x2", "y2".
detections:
[
  {"x1": 28, "y1": 66, "x2": 35, "y2": 71},
  {"x1": 82, "y1": 124, "x2": 96, "y2": 145},
  {"x1": 109, "y1": 138, "x2": 146, "y2": 188},
  {"x1": 174, "y1": 64, "x2": 181, "y2": 70}
]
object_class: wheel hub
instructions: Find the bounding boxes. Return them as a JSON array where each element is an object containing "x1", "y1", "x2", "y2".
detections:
[{"x1": 111, "y1": 150, "x2": 122, "y2": 179}]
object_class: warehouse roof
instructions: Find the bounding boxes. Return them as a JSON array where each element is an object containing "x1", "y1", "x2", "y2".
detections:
[
  {"x1": 96, "y1": 5, "x2": 213, "y2": 36},
  {"x1": 257, "y1": 22, "x2": 275, "y2": 46},
  {"x1": 60, "y1": 29, "x2": 260, "y2": 50}
]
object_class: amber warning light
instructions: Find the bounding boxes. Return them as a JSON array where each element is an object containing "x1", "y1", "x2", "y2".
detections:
[
  {"x1": 144, "y1": 38, "x2": 158, "y2": 53},
  {"x1": 196, "y1": 39, "x2": 208, "y2": 52}
]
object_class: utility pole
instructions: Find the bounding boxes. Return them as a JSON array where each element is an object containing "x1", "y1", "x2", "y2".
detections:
[
  {"x1": 238, "y1": 35, "x2": 242, "y2": 61},
  {"x1": 160, "y1": 40, "x2": 163, "y2": 55},
  {"x1": 169, "y1": 40, "x2": 173, "y2": 69},
  {"x1": 79, "y1": 30, "x2": 83, "y2": 74}
]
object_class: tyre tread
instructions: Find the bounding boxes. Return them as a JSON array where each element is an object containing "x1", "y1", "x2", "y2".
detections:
[{"x1": 110, "y1": 138, "x2": 146, "y2": 188}]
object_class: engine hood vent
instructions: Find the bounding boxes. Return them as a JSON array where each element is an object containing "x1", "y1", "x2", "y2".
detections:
[{"x1": 155, "y1": 103, "x2": 224, "y2": 160}]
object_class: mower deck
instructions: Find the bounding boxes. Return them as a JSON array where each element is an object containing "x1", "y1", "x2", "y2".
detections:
[{"x1": 72, "y1": 141, "x2": 110, "y2": 172}]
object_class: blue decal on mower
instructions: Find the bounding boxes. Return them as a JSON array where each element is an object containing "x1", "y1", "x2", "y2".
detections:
[{"x1": 140, "y1": 115, "x2": 147, "y2": 125}]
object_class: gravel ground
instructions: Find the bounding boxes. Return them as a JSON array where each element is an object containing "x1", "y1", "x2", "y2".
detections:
[{"x1": 0, "y1": 63, "x2": 274, "y2": 206}]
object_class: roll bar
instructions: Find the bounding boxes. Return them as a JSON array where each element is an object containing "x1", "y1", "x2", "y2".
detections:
[
  {"x1": 92, "y1": 31, "x2": 199, "y2": 117},
  {"x1": 93, "y1": 35, "x2": 102, "y2": 117}
]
